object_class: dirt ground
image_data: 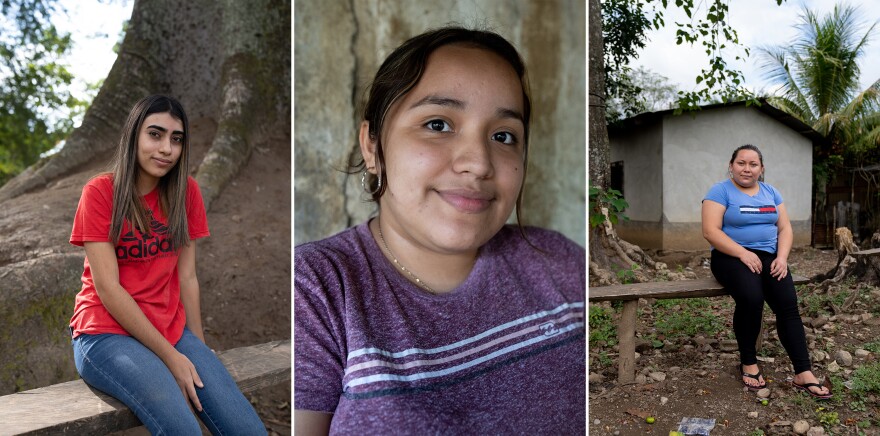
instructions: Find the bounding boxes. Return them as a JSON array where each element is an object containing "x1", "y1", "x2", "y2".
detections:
[
  {"x1": 195, "y1": 121, "x2": 291, "y2": 434},
  {"x1": 589, "y1": 247, "x2": 880, "y2": 435}
]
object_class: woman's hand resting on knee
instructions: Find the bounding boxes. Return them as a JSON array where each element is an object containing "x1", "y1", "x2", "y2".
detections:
[
  {"x1": 770, "y1": 257, "x2": 788, "y2": 280},
  {"x1": 738, "y1": 250, "x2": 762, "y2": 274},
  {"x1": 163, "y1": 351, "x2": 205, "y2": 412}
]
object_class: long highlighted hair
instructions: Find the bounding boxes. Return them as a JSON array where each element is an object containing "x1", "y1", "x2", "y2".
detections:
[{"x1": 107, "y1": 95, "x2": 190, "y2": 250}]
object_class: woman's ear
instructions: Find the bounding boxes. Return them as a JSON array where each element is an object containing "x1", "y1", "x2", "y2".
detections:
[{"x1": 358, "y1": 121, "x2": 378, "y2": 174}]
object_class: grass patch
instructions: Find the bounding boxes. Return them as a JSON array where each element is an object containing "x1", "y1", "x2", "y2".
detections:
[
  {"x1": 596, "y1": 351, "x2": 614, "y2": 367},
  {"x1": 851, "y1": 362, "x2": 880, "y2": 397},
  {"x1": 654, "y1": 298, "x2": 713, "y2": 309},
  {"x1": 864, "y1": 340, "x2": 880, "y2": 354},
  {"x1": 589, "y1": 305, "x2": 617, "y2": 347},
  {"x1": 827, "y1": 375, "x2": 845, "y2": 407},
  {"x1": 801, "y1": 289, "x2": 852, "y2": 318},
  {"x1": 653, "y1": 298, "x2": 723, "y2": 338}
]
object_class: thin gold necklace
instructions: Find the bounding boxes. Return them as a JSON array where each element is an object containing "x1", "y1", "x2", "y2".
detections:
[{"x1": 376, "y1": 220, "x2": 437, "y2": 294}]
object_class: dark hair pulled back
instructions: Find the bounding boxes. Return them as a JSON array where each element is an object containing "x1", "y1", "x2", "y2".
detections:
[
  {"x1": 729, "y1": 144, "x2": 765, "y2": 182},
  {"x1": 352, "y1": 26, "x2": 532, "y2": 213}
]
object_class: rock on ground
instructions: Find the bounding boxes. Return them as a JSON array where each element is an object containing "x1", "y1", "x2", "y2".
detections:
[
  {"x1": 807, "y1": 426, "x2": 826, "y2": 436},
  {"x1": 835, "y1": 350, "x2": 853, "y2": 367}
]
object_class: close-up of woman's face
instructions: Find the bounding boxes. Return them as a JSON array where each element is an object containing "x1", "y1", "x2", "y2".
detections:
[
  {"x1": 364, "y1": 44, "x2": 526, "y2": 254},
  {"x1": 729, "y1": 149, "x2": 763, "y2": 188},
  {"x1": 136, "y1": 112, "x2": 184, "y2": 187}
]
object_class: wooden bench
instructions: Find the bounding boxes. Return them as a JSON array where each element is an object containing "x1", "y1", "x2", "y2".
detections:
[
  {"x1": 852, "y1": 247, "x2": 880, "y2": 257},
  {"x1": 0, "y1": 340, "x2": 290, "y2": 435},
  {"x1": 590, "y1": 275, "x2": 809, "y2": 384}
]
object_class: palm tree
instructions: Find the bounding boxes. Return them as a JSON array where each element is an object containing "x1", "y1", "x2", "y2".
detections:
[
  {"x1": 759, "y1": 3, "x2": 880, "y2": 156},
  {"x1": 758, "y1": 3, "x2": 880, "y2": 241}
]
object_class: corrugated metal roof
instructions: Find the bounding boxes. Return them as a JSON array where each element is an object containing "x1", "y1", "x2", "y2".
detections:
[{"x1": 608, "y1": 98, "x2": 828, "y2": 146}]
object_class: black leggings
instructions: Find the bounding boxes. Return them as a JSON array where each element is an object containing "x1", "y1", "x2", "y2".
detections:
[{"x1": 710, "y1": 249, "x2": 812, "y2": 374}]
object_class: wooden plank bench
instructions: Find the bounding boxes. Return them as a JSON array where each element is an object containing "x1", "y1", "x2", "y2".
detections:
[
  {"x1": 0, "y1": 340, "x2": 290, "y2": 435},
  {"x1": 590, "y1": 275, "x2": 809, "y2": 384},
  {"x1": 852, "y1": 247, "x2": 880, "y2": 257}
]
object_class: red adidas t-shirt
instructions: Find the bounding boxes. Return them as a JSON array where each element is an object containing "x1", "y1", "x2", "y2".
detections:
[{"x1": 69, "y1": 175, "x2": 210, "y2": 345}]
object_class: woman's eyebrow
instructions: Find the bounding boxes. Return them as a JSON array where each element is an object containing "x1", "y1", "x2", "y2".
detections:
[
  {"x1": 409, "y1": 94, "x2": 465, "y2": 110},
  {"x1": 146, "y1": 125, "x2": 185, "y2": 136},
  {"x1": 409, "y1": 94, "x2": 523, "y2": 123},
  {"x1": 497, "y1": 107, "x2": 524, "y2": 123}
]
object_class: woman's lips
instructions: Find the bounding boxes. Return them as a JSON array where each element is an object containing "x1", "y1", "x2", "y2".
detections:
[
  {"x1": 152, "y1": 157, "x2": 173, "y2": 168},
  {"x1": 436, "y1": 189, "x2": 494, "y2": 213}
]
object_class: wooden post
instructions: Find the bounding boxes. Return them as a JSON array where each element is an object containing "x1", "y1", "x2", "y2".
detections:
[{"x1": 617, "y1": 299, "x2": 638, "y2": 384}]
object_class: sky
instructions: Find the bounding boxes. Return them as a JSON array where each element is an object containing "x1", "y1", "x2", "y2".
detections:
[
  {"x1": 52, "y1": 0, "x2": 134, "y2": 115},
  {"x1": 630, "y1": 0, "x2": 880, "y2": 98},
  {"x1": 19, "y1": 0, "x2": 133, "y2": 156},
  {"x1": 35, "y1": 1, "x2": 880, "y2": 121}
]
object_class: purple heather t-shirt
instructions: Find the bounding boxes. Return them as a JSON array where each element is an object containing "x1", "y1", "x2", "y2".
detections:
[{"x1": 294, "y1": 222, "x2": 586, "y2": 434}]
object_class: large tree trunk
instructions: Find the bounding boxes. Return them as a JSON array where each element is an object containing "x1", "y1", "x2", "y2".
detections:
[
  {"x1": 588, "y1": 0, "x2": 609, "y2": 191},
  {"x1": 0, "y1": 0, "x2": 290, "y2": 426},
  {"x1": 587, "y1": 0, "x2": 662, "y2": 285}
]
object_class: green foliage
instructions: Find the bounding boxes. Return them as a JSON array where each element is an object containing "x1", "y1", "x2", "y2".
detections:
[
  {"x1": 615, "y1": 264, "x2": 639, "y2": 284},
  {"x1": 589, "y1": 305, "x2": 618, "y2": 347},
  {"x1": 850, "y1": 362, "x2": 880, "y2": 396},
  {"x1": 0, "y1": 0, "x2": 87, "y2": 186},
  {"x1": 815, "y1": 406, "x2": 840, "y2": 427},
  {"x1": 643, "y1": 333, "x2": 663, "y2": 349},
  {"x1": 655, "y1": 297, "x2": 710, "y2": 309},
  {"x1": 800, "y1": 289, "x2": 851, "y2": 318},
  {"x1": 666, "y1": 0, "x2": 757, "y2": 112},
  {"x1": 849, "y1": 399, "x2": 866, "y2": 413},
  {"x1": 827, "y1": 374, "x2": 845, "y2": 407},
  {"x1": 601, "y1": 0, "x2": 776, "y2": 121},
  {"x1": 597, "y1": 350, "x2": 614, "y2": 367},
  {"x1": 758, "y1": 4, "x2": 880, "y2": 223},
  {"x1": 607, "y1": 66, "x2": 680, "y2": 122},
  {"x1": 863, "y1": 340, "x2": 880, "y2": 354},
  {"x1": 601, "y1": 0, "x2": 656, "y2": 122},
  {"x1": 589, "y1": 185, "x2": 629, "y2": 227},
  {"x1": 653, "y1": 298, "x2": 723, "y2": 338}
]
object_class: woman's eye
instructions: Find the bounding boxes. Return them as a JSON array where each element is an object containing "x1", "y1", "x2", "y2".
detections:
[
  {"x1": 149, "y1": 131, "x2": 160, "y2": 138},
  {"x1": 172, "y1": 136, "x2": 183, "y2": 143},
  {"x1": 425, "y1": 119, "x2": 451, "y2": 132},
  {"x1": 492, "y1": 131, "x2": 517, "y2": 145}
]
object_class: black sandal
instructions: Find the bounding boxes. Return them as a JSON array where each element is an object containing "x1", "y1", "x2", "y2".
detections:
[
  {"x1": 791, "y1": 380, "x2": 833, "y2": 399},
  {"x1": 741, "y1": 365, "x2": 766, "y2": 391}
]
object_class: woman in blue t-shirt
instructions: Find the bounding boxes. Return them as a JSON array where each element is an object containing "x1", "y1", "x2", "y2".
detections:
[{"x1": 702, "y1": 144, "x2": 831, "y2": 399}]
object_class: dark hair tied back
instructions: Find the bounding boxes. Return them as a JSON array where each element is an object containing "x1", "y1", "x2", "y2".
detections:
[
  {"x1": 353, "y1": 25, "x2": 532, "y2": 203},
  {"x1": 730, "y1": 144, "x2": 765, "y2": 182}
]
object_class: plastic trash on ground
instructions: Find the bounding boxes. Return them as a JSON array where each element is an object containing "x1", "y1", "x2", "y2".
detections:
[{"x1": 676, "y1": 417, "x2": 716, "y2": 435}]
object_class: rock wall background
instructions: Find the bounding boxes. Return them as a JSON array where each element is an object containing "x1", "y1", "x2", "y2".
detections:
[{"x1": 294, "y1": 0, "x2": 586, "y2": 245}]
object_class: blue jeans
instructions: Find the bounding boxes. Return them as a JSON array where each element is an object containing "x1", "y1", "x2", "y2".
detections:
[{"x1": 73, "y1": 328, "x2": 267, "y2": 435}]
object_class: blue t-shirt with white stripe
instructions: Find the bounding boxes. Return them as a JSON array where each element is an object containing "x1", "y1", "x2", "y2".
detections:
[{"x1": 703, "y1": 179, "x2": 783, "y2": 253}]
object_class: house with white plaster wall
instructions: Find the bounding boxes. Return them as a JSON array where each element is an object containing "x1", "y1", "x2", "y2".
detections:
[{"x1": 608, "y1": 100, "x2": 822, "y2": 251}]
